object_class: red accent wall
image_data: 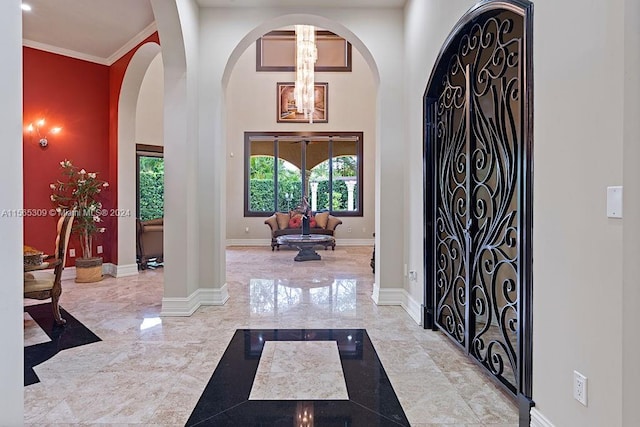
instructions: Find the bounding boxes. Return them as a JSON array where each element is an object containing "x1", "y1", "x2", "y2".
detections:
[
  {"x1": 23, "y1": 47, "x2": 111, "y2": 265},
  {"x1": 23, "y1": 32, "x2": 160, "y2": 267}
]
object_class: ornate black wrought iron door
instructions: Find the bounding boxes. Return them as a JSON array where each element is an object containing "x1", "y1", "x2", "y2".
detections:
[{"x1": 423, "y1": 0, "x2": 533, "y2": 416}]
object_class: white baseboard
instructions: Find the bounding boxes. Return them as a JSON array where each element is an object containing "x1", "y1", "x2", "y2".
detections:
[
  {"x1": 160, "y1": 283, "x2": 229, "y2": 317},
  {"x1": 60, "y1": 266, "x2": 76, "y2": 281},
  {"x1": 102, "y1": 262, "x2": 117, "y2": 277},
  {"x1": 531, "y1": 408, "x2": 555, "y2": 427},
  {"x1": 226, "y1": 239, "x2": 271, "y2": 246},
  {"x1": 59, "y1": 262, "x2": 137, "y2": 281},
  {"x1": 371, "y1": 284, "x2": 422, "y2": 325},
  {"x1": 371, "y1": 282, "x2": 380, "y2": 303},
  {"x1": 226, "y1": 238, "x2": 375, "y2": 247},
  {"x1": 113, "y1": 263, "x2": 139, "y2": 277},
  {"x1": 403, "y1": 292, "x2": 422, "y2": 325}
]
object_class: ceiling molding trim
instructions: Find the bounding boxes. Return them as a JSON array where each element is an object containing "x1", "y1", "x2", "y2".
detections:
[
  {"x1": 22, "y1": 39, "x2": 109, "y2": 65},
  {"x1": 106, "y1": 22, "x2": 159, "y2": 66}
]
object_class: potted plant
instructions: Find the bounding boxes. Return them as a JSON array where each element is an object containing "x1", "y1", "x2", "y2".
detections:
[{"x1": 50, "y1": 160, "x2": 109, "y2": 282}]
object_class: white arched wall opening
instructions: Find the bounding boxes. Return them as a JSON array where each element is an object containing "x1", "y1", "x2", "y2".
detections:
[
  {"x1": 117, "y1": 41, "x2": 162, "y2": 277},
  {"x1": 149, "y1": 5, "x2": 409, "y2": 319},
  {"x1": 221, "y1": 15, "x2": 380, "y2": 88},
  {"x1": 219, "y1": 14, "x2": 388, "y2": 299}
]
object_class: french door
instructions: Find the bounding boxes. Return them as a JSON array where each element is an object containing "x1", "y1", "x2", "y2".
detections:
[{"x1": 423, "y1": 0, "x2": 533, "y2": 419}]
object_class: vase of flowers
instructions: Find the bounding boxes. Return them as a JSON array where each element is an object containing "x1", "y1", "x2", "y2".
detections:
[{"x1": 50, "y1": 160, "x2": 109, "y2": 282}]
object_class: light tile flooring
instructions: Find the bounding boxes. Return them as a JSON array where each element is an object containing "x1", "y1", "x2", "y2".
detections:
[
  {"x1": 249, "y1": 341, "x2": 349, "y2": 401},
  {"x1": 24, "y1": 246, "x2": 518, "y2": 426},
  {"x1": 24, "y1": 312, "x2": 52, "y2": 346}
]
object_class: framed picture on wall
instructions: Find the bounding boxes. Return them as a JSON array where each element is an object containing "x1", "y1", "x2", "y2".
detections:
[{"x1": 277, "y1": 82, "x2": 328, "y2": 123}]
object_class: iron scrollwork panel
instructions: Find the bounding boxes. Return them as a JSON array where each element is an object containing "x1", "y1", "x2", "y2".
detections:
[
  {"x1": 432, "y1": 9, "x2": 524, "y2": 395},
  {"x1": 467, "y1": 12, "x2": 522, "y2": 393},
  {"x1": 434, "y1": 54, "x2": 469, "y2": 348}
]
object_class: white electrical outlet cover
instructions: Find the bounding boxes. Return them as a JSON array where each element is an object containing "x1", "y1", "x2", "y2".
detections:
[
  {"x1": 606, "y1": 186, "x2": 623, "y2": 218},
  {"x1": 573, "y1": 371, "x2": 588, "y2": 406}
]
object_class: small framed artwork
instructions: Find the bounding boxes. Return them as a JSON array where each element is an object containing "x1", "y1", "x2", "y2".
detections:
[{"x1": 277, "y1": 82, "x2": 328, "y2": 123}]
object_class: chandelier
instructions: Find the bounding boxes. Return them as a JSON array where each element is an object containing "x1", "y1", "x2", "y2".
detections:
[{"x1": 294, "y1": 25, "x2": 317, "y2": 123}]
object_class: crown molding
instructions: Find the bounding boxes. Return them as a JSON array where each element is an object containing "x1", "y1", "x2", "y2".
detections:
[
  {"x1": 22, "y1": 21, "x2": 158, "y2": 66},
  {"x1": 106, "y1": 22, "x2": 158, "y2": 65},
  {"x1": 22, "y1": 39, "x2": 109, "y2": 65}
]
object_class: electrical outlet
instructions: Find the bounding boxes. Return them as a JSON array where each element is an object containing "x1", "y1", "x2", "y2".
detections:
[
  {"x1": 69, "y1": 248, "x2": 75, "y2": 257},
  {"x1": 409, "y1": 270, "x2": 417, "y2": 281},
  {"x1": 573, "y1": 371, "x2": 588, "y2": 406},
  {"x1": 245, "y1": 227, "x2": 249, "y2": 233},
  {"x1": 347, "y1": 227, "x2": 352, "y2": 233},
  {"x1": 97, "y1": 245, "x2": 103, "y2": 254}
]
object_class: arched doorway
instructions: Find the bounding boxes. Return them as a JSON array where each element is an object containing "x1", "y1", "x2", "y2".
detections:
[
  {"x1": 423, "y1": 0, "x2": 534, "y2": 420},
  {"x1": 117, "y1": 42, "x2": 162, "y2": 275},
  {"x1": 150, "y1": 6, "x2": 407, "y2": 318},
  {"x1": 223, "y1": 26, "x2": 376, "y2": 248},
  {"x1": 220, "y1": 15, "x2": 382, "y2": 295}
]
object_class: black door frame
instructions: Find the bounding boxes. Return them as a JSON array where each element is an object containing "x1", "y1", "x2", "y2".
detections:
[{"x1": 422, "y1": 1, "x2": 534, "y2": 424}]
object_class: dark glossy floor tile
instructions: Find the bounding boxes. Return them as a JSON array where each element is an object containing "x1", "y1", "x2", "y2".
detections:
[
  {"x1": 24, "y1": 303, "x2": 101, "y2": 386},
  {"x1": 186, "y1": 329, "x2": 409, "y2": 427}
]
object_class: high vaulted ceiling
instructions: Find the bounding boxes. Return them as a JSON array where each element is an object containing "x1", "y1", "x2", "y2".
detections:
[
  {"x1": 22, "y1": 0, "x2": 155, "y2": 65},
  {"x1": 21, "y1": 0, "x2": 405, "y2": 65}
]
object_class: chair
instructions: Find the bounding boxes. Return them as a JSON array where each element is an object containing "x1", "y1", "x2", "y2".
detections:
[
  {"x1": 136, "y1": 217, "x2": 163, "y2": 269},
  {"x1": 24, "y1": 212, "x2": 74, "y2": 325}
]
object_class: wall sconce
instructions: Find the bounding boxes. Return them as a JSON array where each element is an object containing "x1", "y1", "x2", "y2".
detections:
[{"x1": 26, "y1": 118, "x2": 61, "y2": 148}]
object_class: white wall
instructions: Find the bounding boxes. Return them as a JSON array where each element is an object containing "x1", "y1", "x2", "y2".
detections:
[
  {"x1": 118, "y1": 41, "x2": 161, "y2": 276},
  {"x1": 225, "y1": 42, "x2": 376, "y2": 242},
  {"x1": 622, "y1": 1, "x2": 640, "y2": 425},
  {"x1": 0, "y1": 0, "x2": 24, "y2": 423},
  {"x1": 136, "y1": 52, "x2": 164, "y2": 146},
  {"x1": 152, "y1": 0, "x2": 206, "y2": 307},
  {"x1": 403, "y1": 0, "x2": 476, "y2": 314},
  {"x1": 533, "y1": 0, "x2": 626, "y2": 425}
]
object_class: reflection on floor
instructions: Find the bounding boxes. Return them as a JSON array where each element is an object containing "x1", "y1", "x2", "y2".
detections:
[
  {"x1": 24, "y1": 246, "x2": 518, "y2": 426},
  {"x1": 188, "y1": 329, "x2": 409, "y2": 426}
]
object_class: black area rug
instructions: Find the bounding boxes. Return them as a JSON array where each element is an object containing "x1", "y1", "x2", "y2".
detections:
[
  {"x1": 186, "y1": 329, "x2": 410, "y2": 427},
  {"x1": 24, "y1": 303, "x2": 101, "y2": 386}
]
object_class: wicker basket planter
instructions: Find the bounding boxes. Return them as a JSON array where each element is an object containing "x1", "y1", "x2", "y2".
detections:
[{"x1": 75, "y1": 257, "x2": 103, "y2": 283}]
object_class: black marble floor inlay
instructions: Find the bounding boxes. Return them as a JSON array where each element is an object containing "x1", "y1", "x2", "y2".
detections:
[
  {"x1": 186, "y1": 329, "x2": 410, "y2": 427},
  {"x1": 24, "y1": 303, "x2": 101, "y2": 386}
]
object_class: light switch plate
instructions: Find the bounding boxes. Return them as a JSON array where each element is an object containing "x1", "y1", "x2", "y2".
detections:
[{"x1": 606, "y1": 186, "x2": 623, "y2": 218}]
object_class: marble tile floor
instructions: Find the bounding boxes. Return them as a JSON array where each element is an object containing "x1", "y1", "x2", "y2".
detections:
[
  {"x1": 23, "y1": 245, "x2": 518, "y2": 426},
  {"x1": 189, "y1": 328, "x2": 409, "y2": 425},
  {"x1": 24, "y1": 303, "x2": 102, "y2": 386},
  {"x1": 249, "y1": 340, "x2": 349, "y2": 401}
]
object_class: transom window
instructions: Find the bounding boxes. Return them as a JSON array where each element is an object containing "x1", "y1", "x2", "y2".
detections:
[{"x1": 244, "y1": 131, "x2": 363, "y2": 216}]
